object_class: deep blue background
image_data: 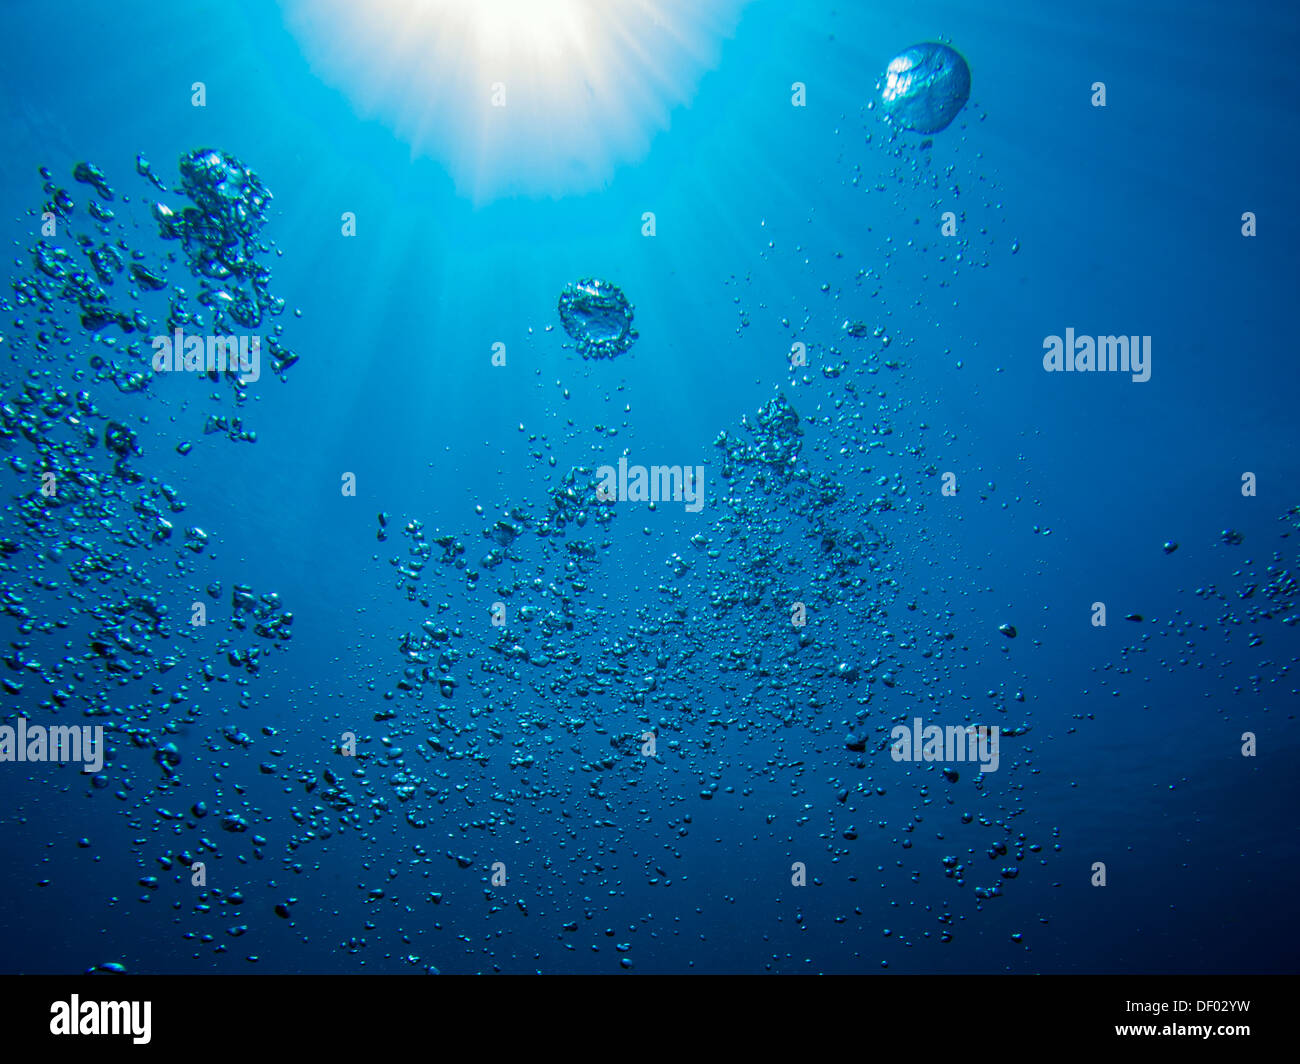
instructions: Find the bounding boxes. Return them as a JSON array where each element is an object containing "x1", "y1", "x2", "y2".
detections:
[{"x1": 0, "y1": 0, "x2": 1296, "y2": 974}]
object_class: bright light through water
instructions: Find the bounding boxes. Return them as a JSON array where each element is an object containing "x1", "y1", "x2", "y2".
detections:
[{"x1": 283, "y1": 0, "x2": 751, "y2": 202}]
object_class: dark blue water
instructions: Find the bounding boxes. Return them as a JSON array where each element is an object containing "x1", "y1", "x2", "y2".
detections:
[{"x1": 0, "y1": 0, "x2": 1296, "y2": 975}]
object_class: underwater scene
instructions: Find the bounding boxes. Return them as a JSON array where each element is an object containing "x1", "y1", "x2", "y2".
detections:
[{"x1": 0, "y1": 0, "x2": 1297, "y2": 980}]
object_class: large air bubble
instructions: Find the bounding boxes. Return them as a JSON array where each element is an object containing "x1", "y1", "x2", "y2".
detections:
[
  {"x1": 878, "y1": 42, "x2": 971, "y2": 134},
  {"x1": 557, "y1": 278, "x2": 638, "y2": 360}
]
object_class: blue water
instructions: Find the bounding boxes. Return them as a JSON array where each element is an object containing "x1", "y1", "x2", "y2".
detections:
[{"x1": 0, "y1": 0, "x2": 1297, "y2": 975}]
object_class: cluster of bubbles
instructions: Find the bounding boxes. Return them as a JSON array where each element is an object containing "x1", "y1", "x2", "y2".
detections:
[
  {"x1": 1, "y1": 152, "x2": 300, "y2": 964},
  {"x1": 357, "y1": 306, "x2": 1059, "y2": 966},
  {"x1": 2, "y1": 133, "x2": 1053, "y2": 971}
]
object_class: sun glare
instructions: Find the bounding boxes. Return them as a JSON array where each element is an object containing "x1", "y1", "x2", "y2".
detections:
[{"x1": 283, "y1": 0, "x2": 750, "y2": 202}]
